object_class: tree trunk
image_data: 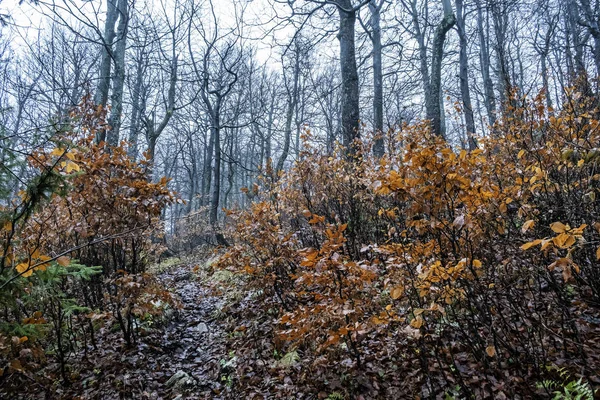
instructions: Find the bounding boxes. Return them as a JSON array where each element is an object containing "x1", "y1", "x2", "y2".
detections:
[
  {"x1": 265, "y1": 86, "x2": 275, "y2": 169},
  {"x1": 186, "y1": 154, "x2": 197, "y2": 215},
  {"x1": 409, "y1": 0, "x2": 431, "y2": 104},
  {"x1": 142, "y1": 54, "x2": 177, "y2": 168},
  {"x1": 426, "y1": 0, "x2": 455, "y2": 137},
  {"x1": 577, "y1": 0, "x2": 600, "y2": 79},
  {"x1": 455, "y1": 0, "x2": 477, "y2": 149},
  {"x1": 147, "y1": 130, "x2": 157, "y2": 163},
  {"x1": 128, "y1": 54, "x2": 145, "y2": 159},
  {"x1": 491, "y1": 2, "x2": 510, "y2": 111},
  {"x1": 95, "y1": 0, "x2": 118, "y2": 143},
  {"x1": 209, "y1": 102, "x2": 221, "y2": 226},
  {"x1": 477, "y1": 4, "x2": 497, "y2": 128},
  {"x1": 106, "y1": 0, "x2": 128, "y2": 147},
  {"x1": 276, "y1": 46, "x2": 300, "y2": 174},
  {"x1": 535, "y1": 14, "x2": 558, "y2": 114},
  {"x1": 370, "y1": 1, "x2": 385, "y2": 157},
  {"x1": 202, "y1": 121, "x2": 215, "y2": 207},
  {"x1": 337, "y1": 0, "x2": 360, "y2": 152}
]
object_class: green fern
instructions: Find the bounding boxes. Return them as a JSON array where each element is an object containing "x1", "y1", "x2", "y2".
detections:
[
  {"x1": 537, "y1": 366, "x2": 595, "y2": 400},
  {"x1": 278, "y1": 350, "x2": 300, "y2": 368},
  {"x1": 552, "y1": 378, "x2": 595, "y2": 400},
  {"x1": 327, "y1": 392, "x2": 344, "y2": 400}
]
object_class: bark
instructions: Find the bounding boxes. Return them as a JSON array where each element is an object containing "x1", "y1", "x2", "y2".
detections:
[
  {"x1": 569, "y1": 2, "x2": 588, "y2": 79},
  {"x1": 224, "y1": 130, "x2": 235, "y2": 209},
  {"x1": 409, "y1": 0, "x2": 431, "y2": 102},
  {"x1": 426, "y1": 0, "x2": 455, "y2": 137},
  {"x1": 490, "y1": 1, "x2": 510, "y2": 110},
  {"x1": 143, "y1": 54, "x2": 178, "y2": 167},
  {"x1": 265, "y1": 85, "x2": 276, "y2": 168},
  {"x1": 337, "y1": 0, "x2": 361, "y2": 152},
  {"x1": 565, "y1": 0, "x2": 592, "y2": 94},
  {"x1": 209, "y1": 101, "x2": 221, "y2": 227},
  {"x1": 541, "y1": 55, "x2": 553, "y2": 111},
  {"x1": 276, "y1": 45, "x2": 300, "y2": 174},
  {"x1": 534, "y1": 14, "x2": 558, "y2": 114},
  {"x1": 186, "y1": 149, "x2": 197, "y2": 215},
  {"x1": 95, "y1": 0, "x2": 118, "y2": 143},
  {"x1": 577, "y1": 0, "x2": 600, "y2": 77},
  {"x1": 477, "y1": 4, "x2": 497, "y2": 127},
  {"x1": 106, "y1": 0, "x2": 129, "y2": 147},
  {"x1": 564, "y1": 4, "x2": 576, "y2": 79},
  {"x1": 455, "y1": 0, "x2": 477, "y2": 149},
  {"x1": 294, "y1": 81, "x2": 305, "y2": 157},
  {"x1": 370, "y1": 0, "x2": 385, "y2": 157},
  {"x1": 127, "y1": 53, "x2": 145, "y2": 159},
  {"x1": 202, "y1": 126, "x2": 214, "y2": 207}
]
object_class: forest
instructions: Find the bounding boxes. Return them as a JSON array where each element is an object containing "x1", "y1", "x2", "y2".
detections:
[{"x1": 1, "y1": 0, "x2": 600, "y2": 398}]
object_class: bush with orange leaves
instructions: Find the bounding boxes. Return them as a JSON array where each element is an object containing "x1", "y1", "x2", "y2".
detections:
[
  {"x1": 21, "y1": 98, "x2": 177, "y2": 277},
  {"x1": 0, "y1": 95, "x2": 178, "y2": 387},
  {"x1": 217, "y1": 92, "x2": 600, "y2": 397}
]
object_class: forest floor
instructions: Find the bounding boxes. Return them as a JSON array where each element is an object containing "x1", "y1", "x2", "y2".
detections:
[
  {"x1": 79, "y1": 258, "x2": 234, "y2": 400},
  {"x1": 12, "y1": 255, "x2": 407, "y2": 399},
  {"x1": 12, "y1": 256, "x2": 243, "y2": 400}
]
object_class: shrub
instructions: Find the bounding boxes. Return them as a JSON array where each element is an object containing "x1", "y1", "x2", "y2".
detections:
[
  {"x1": 217, "y1": 92, "x2": 600, "y2": 397},
  {"x1": 0, "y1": 95, "x2": 178, "y2": 388}
]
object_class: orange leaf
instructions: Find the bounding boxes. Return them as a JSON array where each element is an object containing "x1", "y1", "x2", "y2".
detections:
[
  {"x1": 521, "y1": 220, "x2": 535, "y2": 233},
  {"x1": 486, "y1": 345, "x2": 496, "y2": 357},
  {"x1": 50, "y1": 148, "x2": 65, "y2": 157},
  {"x1": 550, "y1": 222, "x2": 567, "y2": 233},
  {"x1": 521, "y1": 239, "x2": 542, "y2": 250},
  {"x1": 15, "y1": 262, "x2": 33, "y2": 278},
  {"x1": 390, "y1": 286, "x2": 404, "y2": 300},
  {"x1": 410, "y1": 316, "x2": 424, "y2": 329},
  {"x1": 57, "y1": 256, "x2": 70, "y2": 267}
]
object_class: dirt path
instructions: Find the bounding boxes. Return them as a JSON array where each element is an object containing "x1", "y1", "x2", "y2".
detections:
[
  {"x1": 5, "y1": 262, "x2": 235, "y2": 400},
  {"x1": 59, "y1": 262, "x2": 234, "y2": 400},
  {"x1": 142, "y1": 263, "x2": 230, "y2": 399}
]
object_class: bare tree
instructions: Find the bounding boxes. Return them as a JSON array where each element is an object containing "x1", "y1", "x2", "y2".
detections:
[
  {"x1": 106, "y1": 0, "x2": 129, "y2": 146},
  {"x1": 276, "y1": 37, "x2": 302, "y2": 174},
  {"x1": 367, "y1": 0, "x2": 385, "y2": 156},
  {"x1": 577, "y1": 0, "x2": 600, "y2": 77},
  {"x1": 455, "y1": 0, "x2": 477, "y2": 149},
  {"x1": 189, "y1": 0, "x2": 241, "y2": 240},
  {"x1": 426, "y1": 0, "x2": 455, "y2": 138}
]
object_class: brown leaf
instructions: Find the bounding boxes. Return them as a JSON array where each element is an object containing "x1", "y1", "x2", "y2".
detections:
[
  {"x1": 521, "y1": 219, "x2": 535, "y2": 233},
  {"x1": 57, "y1": 256, "x2": 70, "y2": 267},
  {"x1": 550, "y1": 221, "x2": 567, "y2": 233},
  {"x1": 9, "y1": 359, "x2": 23, "y2": 372},
  {"x1": 390, "y1": 286, "x2": 404, "y2": 300}
]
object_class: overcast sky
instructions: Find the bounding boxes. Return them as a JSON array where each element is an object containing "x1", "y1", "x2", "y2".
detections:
[{"x1": 0, "y1": 0, "x2": 336, "y2": 69}]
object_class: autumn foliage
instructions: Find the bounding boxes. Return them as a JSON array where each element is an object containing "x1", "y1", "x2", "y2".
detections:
[
  {"x1": 0, "y1": 96, "x2": 178, "y2": 390},
  {"x1": 216, "y1": 91, "x2": 600, "y2": 397}
]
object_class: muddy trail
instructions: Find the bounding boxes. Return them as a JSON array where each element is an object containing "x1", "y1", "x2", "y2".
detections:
[
  {"x1": 30, "y1": 262, "x2": 235, "y2": 400},
  {"x1": 8, "y1": 258, "x2": 313, "y2": 400},
  {"x1": 137, "y1": 263, "x2": 231, "y2": 399}
]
